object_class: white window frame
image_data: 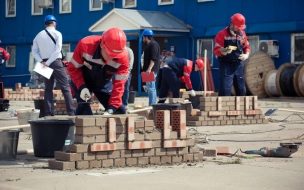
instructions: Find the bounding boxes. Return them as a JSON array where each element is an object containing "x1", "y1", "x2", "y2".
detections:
[
  {"x1": 291, "y1": 33, "x2": 304, "y2": 65},
  {"x1": 158, "y1": 0, "x2": 174, "y2": 5},
  {"x1": 123, "y1": 0, "x2": 136, "y2": 8},
  {"x1": 197, "y1": 39, "x2": 214, "y2": 67},
  {"x1": 247, "y1": 35, "x2": 259, "y2": 55},
  {"x1": 6, "y1": 0, "x2": 16, "y2": 17},
  {"x1": 32, "y1": 0, "x2": 43, "y2": 15},
  {"x1": 198, "y1": 0, "x2": 215, "y2": 2},
  {"x1": 89, "y1": 0, "x2": 103, "y2": 11},
  {"x1": 60, "y1": 0, "x2": 72, "y2": 14},
  {"x1": 6, "y1": 46, "x2": 16, "y2": 68}
]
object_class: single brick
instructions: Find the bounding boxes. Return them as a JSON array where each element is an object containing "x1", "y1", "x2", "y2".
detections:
[
  {"x1": 178, "y1": 147, "x2": 188, "y2": 155},
  {"x1": 76, "y1": 126, "x2": 106, "y2": 135},
  {"x1": 236, "y1": 97, "x2": 240, "y2": 110},
  {"x1": 149, "y1": 156, "x2": 160, "y2": 164},
  {"x1": 183, "y1": 154, "x2": 194, "y2": 162},
  {"x1": 95, "y1": 118, "x2": 107, "y2": 126},
  {"x1": 208, "y1": 111, "x2": 222, "y2": 116},
  {"x1": 83, "y1": 152, "x2": 96, "y2": 160},
  {"x1": 164, "y1": 140, "x2": 187, "y2": 148},
  {"x1": 114, "y1": 158, "x2": 126, "y2": 167},
  {"x1": 155, "y1": 148, "x2": 166, "y2": 156},
  {"x1": 75, "y1": 135, "x2": 95, "y2": 144},
  {"x1": 138, "y1": 157, "x2": 149, "y2": 165},
  {"x1": 144, "y1": 120, "x2": 154, "y2": 127},
  {"x1": 90, "y1": 143, "x2": 116, "y2": 152},
  {"x1": 203, "y1": 149, "x2": 217, "y2": 157},
  {"x1": 152, "y1": 140, "x2": 162, "y2": 148},
  {"x1": 161, "y1": 156, "x2": 172, "y2": 164},
  {"x1": 95, "y1": 135, "x2": 107, "y2": 143},
  {"x1": 144, "y1": 149, "x2": 155, "y2": 156},
  {"x1": 120, "y1": 150, "x2": 132, "y2": 158},
  {"x1": 75, "y1": 117, "x2": 95, "y2": 126},
  {"x1": 217, "y1": 97, "x2": 222, "y2": 111},
  {"x1": 126, "y1": 158, "x2": 137, "y2": 166},
  {"x1": 166, "y1": 148, "x2": 177, "y2": 155},
  {"x1": 135, "y1": 121, "x2": 145, "y2": 128},
  {"x1": 76, "y1": 161, "x2": 89, "y2": 169},
  {"x1": 48, "y1": 160, "x2": 75, "y2": 170},
  {"x1": 128, "y1": 117, "x2": 135, "y2": 141},
  {"x1": 54, "y1": 151, "x2": 82, "y2": 161},
  {"x1": 128, "y1": 141, "x2": 152, "y2": 149},
  {"x1": 134, "y1": 133, "x2": 145, "y2": 141},
  {"x1": 108, "y1": 150, "x2": 121, "y2": 159},
  {"x1": 132, "y1": 149, "x2": 144, "y2": 157},
  {"x1": 145, "y1": 126, "x2": 154, "y2": 131},
  {"x1": 89, "y1": 160, "x2": 101, "y2": 169},
  {"x1": 108, "y1": 118, "x2": 116, "y2": 142},
  {"x1": 116, "y1": 142, "x2": 127, "y2": 150},
  {"x1": 172, "y1": 155, "x2": 183, "y2": 163},
  {"x1": 170, "y1": 131, "x2": 178, "y2": 139},
  {"x1": 227, "y1": 111, "x2": 240, "y2": 115},
  {"x1": 96, "y1": 151, "x2": 108, "y2": 160},
  {"x1": 194, "y1": 152, "x2": 204, "y2": 161},
  {"x1": 145, "y1": 132, "x2": 162, "y2": 140},
  {"x1": 102, "y1": 159, "x2": 114, "y2": 168}
]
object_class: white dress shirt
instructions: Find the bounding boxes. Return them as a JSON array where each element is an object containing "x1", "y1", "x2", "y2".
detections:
[{"x1": 32, "y1": 26, "x2": 62, "y2": 66}]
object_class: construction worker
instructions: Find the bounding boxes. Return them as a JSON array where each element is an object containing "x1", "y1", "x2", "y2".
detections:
[
  {"x1": 32, "y1": 15, "x2": 75, "y2": 116},
  {"x1": 142, "y1": 29, "x2": 160, "y2": 106},
  {"x1": 0, "y1": 40, "x2": 10, "y2": 77},
  {"x1": 67, "y1": 27, "x2": 129, "y2": 115},
  {"x1": 122, "y1": 47, "x2": 134, "y2": 108},
  {"x1": 214, "y1": 13, "x2": 250, "y2": 96},
  {"x1": 158, "y1": 58, "x2": 204, "y2": 103}
]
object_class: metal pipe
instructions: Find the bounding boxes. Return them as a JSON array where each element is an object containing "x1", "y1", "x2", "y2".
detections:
[{"x1": 1, "y1": 74, "x2": 31, "y2": 77}]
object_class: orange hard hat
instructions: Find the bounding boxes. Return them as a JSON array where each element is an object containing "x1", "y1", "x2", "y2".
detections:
[
  {"x1": 231, "y1": 13, "x2": 246, "y2": 30},
  {"x1": 102, "y1": 27, "x2": 127, "y2": 58},
  {"x1": 195, "y1": 59, "x2": 204, "y2": 70}
]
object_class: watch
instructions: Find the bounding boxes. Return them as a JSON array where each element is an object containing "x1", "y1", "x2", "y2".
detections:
[{"x1": 107, "y1": 109, "x2": 114, "y2": 114}]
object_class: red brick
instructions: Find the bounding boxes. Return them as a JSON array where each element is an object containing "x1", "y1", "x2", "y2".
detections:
[
  {"x1": 172, "y1": 155, "x2": 183, "y2": 163},
  {"x1": 161, "y1": 156, "x2": 171, "y2": 164},
  {"x1": 149, "y1": 156, "x2": 160, "y2": 164},
  {"x1": 48, "y1": 160, "x2": 75, "y2": 170},
  {"x1": 120, "y1": 150, "x2": 132, "y2": 158},
  {"x1": 108, "y1": 150, "x2": 121, "y2": 159},
  {"x1": 127, "y1": 117, "x2": 135, "y2": 141},
  {"x1": 108, "y1": 118, "x2": 116, "y2": 142},
  {"x1": 83, "y1": 152, "x2": 96, "y2": 160},
  {"x1": 245, "y1": 110, "x2": 259, "y2": 115},
  {"x1": 96, "y1": 151, "x2": 108, "y2": 160},
  {"x1": 89, "y1": 160, "x2": 101, "y2": 169},
  {"x1": 227, "y1": 111, "x2": 240, "y2": 115},
  {"x1": 183, "y1": 154, "x2": 194, "y2": 162},
  {"x1": 114, "y1": 158, "x2": 126, "y2": 167},
  {"x1": 75, "y1": 135, "x2": 95, "y2": 144},
  {"x1": 208, "y1": 111, "x2": 221, "y2": 116},
  {"x1": 163, "y1": 140, "x2": 186, "y2": 148},
  {"x1": 90, "y1": 143, "x2": 116, "y2": 152},
  {"x1": 76, "y1": 161, "x2": 89, "y2": 169},
  {"x1": 54, "y1": 151, "x2": 82, "y2": 161},
  {"x1": 75, "y1": 117, "x2": 95, "y2": 126},
  {"x1": 102, "y1": 159, "x2": 114, "y2": 168},
  {"x1": 128, "y1": 141, "x2": 152, "y2": 149},
  {"x1": 138, "y1": 157, "x2": 149, "y2": 165},
  {"x1": 126, "y1": 158, "x2": 137, "y2": 166}
]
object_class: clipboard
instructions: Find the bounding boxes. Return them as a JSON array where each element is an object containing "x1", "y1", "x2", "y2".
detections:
[
  {"x1": 33, "y1": 62, "x2": 54, "y2": 79},
  {"x1": 141, "y1": 72, "x2": 155, "y2": 82}
]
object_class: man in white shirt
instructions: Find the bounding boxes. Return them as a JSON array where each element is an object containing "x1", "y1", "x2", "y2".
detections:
[{"x1": 32, "y1": 15, "x2": 75, "y2": 116}]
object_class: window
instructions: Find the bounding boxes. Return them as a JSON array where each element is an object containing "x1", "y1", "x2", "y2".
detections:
[
  {"x1": 6, "y1": 46, "x2": 16, "y2": 68},
  {"x1": 247, "y1": 35, "x2": 259, "y2": 55},
  {"x1": 198, "y1": 0, "x2": 215, "y2": 2},
  {"x1": 32, "y1": 0, "x2": 43, "y2": 15},
  {"x1": 6, "y1": 0, "x2": 16, "y2": 17},
  {"x1": 158, "y1": 0, "x2": 174, "y2": 5},
  {"x1": 123, "y1": 0, "x2": 136, "y2": 8},
  {"x1": 62, "y1": 44, "x2": 71, "y2": 53},
  {"x1": 90, "y1": 0, "x2": 102, "y2": 11},
  {"x1": 197, "y1": 39, "x2": 214, "y2": 67},
  {"x1": 291, "y1": 33, "x2": 304, "y2": 65},
  {"x1": 60, "y1": 0, "x2": 71, "y2": 14}
]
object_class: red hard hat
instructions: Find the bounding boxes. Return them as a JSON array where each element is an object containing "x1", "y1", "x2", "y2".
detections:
[
  {"x1": 231, "y1": 13, "x2": 246, "y2": 30},
  {"x1": 102, "y1": 27, "x2": 127, "y2": 58},
  {"x1": 195, "y1": 59, "x2": 204, "y2": 70}
]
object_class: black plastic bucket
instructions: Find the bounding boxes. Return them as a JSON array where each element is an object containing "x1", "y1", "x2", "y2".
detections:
[
  {"x1": 33, "y1": 99, "x2": 55, "y2": 117},
  {"x1": 128, "y1": 91, "x2": 136, "y2": 104},
  {"x1": 0, "y1": 130, "x2": 20, "y2": 160},
  {"x1": 151, "y1": 103, "x2": 180, "y2": 125},
  {"x1": 28, "y1": 119, "x2": 75, "y2": 157},
  {"x1": 188, "y1": 95, "x2": 202, "y2": 109}
]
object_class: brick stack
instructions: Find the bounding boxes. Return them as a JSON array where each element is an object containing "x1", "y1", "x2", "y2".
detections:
[
  {"x1": 49, "y1": 112, "x2": 203, "y2": 170},
  {"x1": 187, "y1": 96, "x2": 268, "y2": 126},
  {"x1": 169, "y1": 91, "x2": 218, "y2": 99},
  {"x1": 4, "y1": 87, "x2": 42, "y2": 100}
]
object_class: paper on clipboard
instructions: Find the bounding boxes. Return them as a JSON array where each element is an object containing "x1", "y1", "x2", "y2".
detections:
[{"x1": 33, "y1": 62, "x2": 53, "y2": 79}]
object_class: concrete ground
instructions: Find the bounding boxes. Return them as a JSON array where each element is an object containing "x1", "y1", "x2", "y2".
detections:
[{"x1": 0, "y1": 98, "x2": 304, "y2": 190}]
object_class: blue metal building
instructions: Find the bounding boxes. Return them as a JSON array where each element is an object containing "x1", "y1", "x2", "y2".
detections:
[{"x1": 1, "y1": 0, "x2": 304, "y2": 96}]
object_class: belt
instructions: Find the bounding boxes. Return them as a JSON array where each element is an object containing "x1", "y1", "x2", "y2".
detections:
[{"x1": 42, "y1": 58, "x2": 61, "y2": 62}]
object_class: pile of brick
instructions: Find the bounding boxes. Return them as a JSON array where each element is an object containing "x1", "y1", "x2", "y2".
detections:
[
  {"x1": 4, "y1": 87, "x2": 42, "y2": 100},
  {"x1": 48, "y1": 110, "x2": 203, "y2": 170},
  {"x1": 187, "y1": 96, "x2": 268, "y2": 126}
]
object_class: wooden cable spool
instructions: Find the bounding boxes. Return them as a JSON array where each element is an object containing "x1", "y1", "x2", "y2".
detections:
[
  {"x1": 264, "y1": 69, "x2": 280, "y2": 97},
  {"x1": 244, "y1": 52, "x2": 276, "y2": 98},
  {"x1": 293, "y1": 63, "x2": 304, "y2": 97}
]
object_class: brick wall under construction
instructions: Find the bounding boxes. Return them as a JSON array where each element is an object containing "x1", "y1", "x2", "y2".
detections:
[{"x1": 49, "y1": 110, "x2": 203, "y2": 170}]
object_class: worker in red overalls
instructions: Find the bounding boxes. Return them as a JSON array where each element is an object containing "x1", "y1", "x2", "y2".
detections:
[
  {"x1": 158, "y1": 58, "x2": 204, "y2": 103},
  {"x1": 0, "y1": 40, "x2": 10, "y2": 77},
  {"x1": 214, "y1": 13, "x2": 250, "y2": 96},
  {"x1": 67, "y1": 27, "x2": 129, "y2": 115}
]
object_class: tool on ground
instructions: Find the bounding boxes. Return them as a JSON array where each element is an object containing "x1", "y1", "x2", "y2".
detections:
[
  {"x1": 127, "y1": 106, "x2": 152, "y2": 114},
  {"x1": 265, "y1": 108, "x2": 304, "y2": 116},
  {"x1": 240, "y1": 142, "x2": 302, "y2": 157}
]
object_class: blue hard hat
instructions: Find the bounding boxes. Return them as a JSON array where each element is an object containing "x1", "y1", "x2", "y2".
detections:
[
  {"x1": 44, "y1": 15, "x2": 57, "y2": 23},
  {"x1": 142, "y1": 29, "x2": 154, "y2": 37}
]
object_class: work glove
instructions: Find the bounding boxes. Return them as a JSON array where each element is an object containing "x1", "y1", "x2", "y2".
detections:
[
  {"x1": 190, "y1": 90, "x2": 196, "y2": 97},
  {"x1": 103, "y1": 112, "x2": 112, "y2": 116},
  {"x1": 238, "y1": 53, "x2": 249, "y2": 61},
  {"x1": 80, "y1": 88, "x2": 91, "y2": 101},
  {"x1": 103, "y1": 108, "x2": 114, "y2": 115},
  {"x1": 1, "y1": 60, "x2": 4, "y2": 63},
  {"x1": 220, "y1": 47, "x2": 233, "y2": 56}
]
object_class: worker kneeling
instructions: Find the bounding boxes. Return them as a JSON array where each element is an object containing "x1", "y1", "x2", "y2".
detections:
[{"x1": 158, "y1": 58, "x2": 204, "y2": 103}]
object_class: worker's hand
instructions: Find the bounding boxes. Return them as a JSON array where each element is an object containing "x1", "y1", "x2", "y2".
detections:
[
  {"x1": 103, "y1": 109, "x2": 114, "y2": 115},
  {"x1": 1, "y1": 60, "x2": 4, "y2": 63},
  {"x1": 238, "y1": 53, "x2": 249, "y2": 61},
  {"x1": 146, "y1": 69, "x2": 151, "y2": 74},
  {"x1": 41, "y1": 62, "x2": 48, "y2": 67},
  {"x1": 220, "y1": 47, "x2": 233, "y2": 56},
  {"x1": 190, "y1": 90, "x2": 196, "y2": 97},
  {"x1": 80, "y1": 88, "x2": 91, "y2": 101}
]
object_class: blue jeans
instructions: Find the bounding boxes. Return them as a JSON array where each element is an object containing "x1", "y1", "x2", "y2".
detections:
[
  {"x1": 70, "y1": 81, "x2": 93, "y2": 115},
  {"x1": 218, "y1": 61, "x2": 245, "y2": 96},
  {"x1": 122, "y1": 73, "x2": 132, "y2": 107},
  {"x1": 146, "y1": 72, "x2": 157, "y2": 106}
]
